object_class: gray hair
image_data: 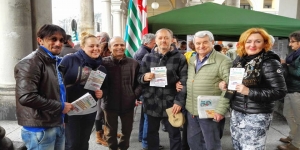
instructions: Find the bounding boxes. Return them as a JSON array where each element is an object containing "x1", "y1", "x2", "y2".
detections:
[
  {"x1": 142, "y1": 33, "x2": 155, "y2": 44},
  {"x1": 193, "y1": 31, "x2": 214, "y2": 43},
  {"x1": 269, "y1": 35, "x2": 275, "y2": 45},
  {"x1": 108, "y1": 36, "x2": 124, "y2": 47},
  {"x1": 96, "y1": 32, "x2": 110, "y2": 42},
  {"x1": 155, "y1": 28, "x2": 173, "y2": 37}
]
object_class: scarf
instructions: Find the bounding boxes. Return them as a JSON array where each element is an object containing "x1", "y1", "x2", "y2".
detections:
[
  {"x1": 286, "y1": 48, "x2": 300, "y2": 64},
  {"x1": 235, "y1": 51, "x2": 264, "y2": 87},
  {"x1": 40, "y1": 46, "x2": 66, "y2": 123},
  {"x1": 78, "y1": 50, "x2": 102, "y2": 69}
]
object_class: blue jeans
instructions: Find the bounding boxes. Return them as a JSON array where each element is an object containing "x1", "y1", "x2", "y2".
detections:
[
  {"x1": 138, "y1": 106, "x2": 145, "y2": 141},
  {"x1": 142, "y1": 113, "x2": 149, "y2": 148},
  {"x1": 187, "y1": 112, "x2": 224, "y2": 150},
  {"x1": 65, "y1": 112, "x2": 96, "y2": 150},
  {"x1": 21, "y1": 125, "x2": 65, "y2": 150}
]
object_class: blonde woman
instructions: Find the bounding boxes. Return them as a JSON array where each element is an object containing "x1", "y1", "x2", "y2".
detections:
[{"x1": 60, "y1": 32, "x2": 107, "y2": 150}]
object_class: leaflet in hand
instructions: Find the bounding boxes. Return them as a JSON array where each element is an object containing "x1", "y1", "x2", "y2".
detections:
[
  {"x1": 84, "y1": 70, "x2": 106, "y2": 91},
  {"x1": 150, "y1": 66, "x2": 167, "y2": 87},
  {"x1": 68, "y1": 93, "x2": 97, "y2": 116},
  {"x1": 228, "y1": 68, "x2": 245, "y2": 90}
]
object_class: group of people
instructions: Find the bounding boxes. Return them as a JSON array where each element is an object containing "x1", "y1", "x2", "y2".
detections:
[{"x1": 14, "y1": 23, "x2": 300, "y2": 150}]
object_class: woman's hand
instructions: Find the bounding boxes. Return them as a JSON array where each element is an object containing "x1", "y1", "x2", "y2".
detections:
[
  {"x1": 95, "y1": 89, "x2": 103, "y2": 99},
  {"x1": 235, "y1": 84, "x2": 249, "y2": 95}
]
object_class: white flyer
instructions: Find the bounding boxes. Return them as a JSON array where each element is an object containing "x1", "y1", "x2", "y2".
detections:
[
  {"x1": 197, "y1": 96, "x2": 220, "y2": 118},
  {"x1": 228, "y1": 68, "x2": 245, "y2": 90},
  {"x1": 150, "y1": 66, "x2": 167, "y2": 87},
  {"x1": 197, "y1": 95, "x2": 230, "y2": 119},
  {"x1": 68, "y1": 93, "x2": 97, "y2": 116},
  {"x1": 84, "y1": 70, "x2": 106, "y2": 91}
]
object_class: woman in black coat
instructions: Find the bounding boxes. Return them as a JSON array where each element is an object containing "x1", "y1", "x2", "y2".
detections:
[{"x1": 228, "y1": 28, "x2": 286, "y2": 150}]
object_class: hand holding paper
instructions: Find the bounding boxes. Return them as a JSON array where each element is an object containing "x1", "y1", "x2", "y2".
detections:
[
  {"x1": 228, "y1": 68, "x2": 245, "y2": 90},
  {"x1": 95, "y1": 89, "x2": 103, "y2": 99},
  {"x1": 144, "y1": 72, "x2": 155, "y2": 81},
  {"x1": 235, "y1": 84, "x2": 249, "y2": 95}
]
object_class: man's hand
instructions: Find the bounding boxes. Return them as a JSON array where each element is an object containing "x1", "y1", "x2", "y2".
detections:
[
  {"x1": 62, "y1": 102, "x2": 74, "y2": 114},
  {"x1": 176, "y1": 81, "x2": 183, "y2": 92},
  {"x1": 218, "y1": 81, "x2": 227, "y2": 91},
  {"x1": 172, "y1": 104, "x2": 182, "y2": 114},
  {"x1": 143, "y1": 72, "x2": 155, "y2": 81},
  {"x1": 95, "y1": 89, "x2": 103, "y2": 99},
  {"x1": 213, "y1": 113, "x2": 224, "y2": 122},
  {"x1": 236, "y1": 84, "x2": 249, "y2": 95},
  {"x1": 135, "y1": 100, "x2": 142, "y2": 106}
]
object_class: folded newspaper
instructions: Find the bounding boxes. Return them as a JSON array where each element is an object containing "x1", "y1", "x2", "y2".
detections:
[
  {"x1": 197, "y1": 95, "x2": 230, "y2": 119},
  {"x1": 68, "y1": 93, "x2": 97, "y2": 116},
  {"x1": 84, "y1": 70, "x2": 106, "y2": 91}
]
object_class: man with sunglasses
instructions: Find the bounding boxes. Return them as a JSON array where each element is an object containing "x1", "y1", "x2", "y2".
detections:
[{"x1": 14, "y1": 24, "x2": 73, "y2": 150}]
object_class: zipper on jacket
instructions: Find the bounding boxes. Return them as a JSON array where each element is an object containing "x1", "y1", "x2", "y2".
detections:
[{"x1": 191, "y1": 76, "x2": 195, "y2": 114}]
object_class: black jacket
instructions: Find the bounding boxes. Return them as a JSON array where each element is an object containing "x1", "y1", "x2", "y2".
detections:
[
  {"x1": 14, "y1": 47, "x2": 63, "y2": 127},
  {"x1": 231, "y1": 51, "x2": 287, "y2": 114},
  {"x1": 58, "y1": 44, "x2": 77, "y2": 57},
  {"x1": 101, "y1": 55, "x2": 142, "y2": 113},
  {"x1": 138, "y1": 48, "x2": 187, "y2": 117}
]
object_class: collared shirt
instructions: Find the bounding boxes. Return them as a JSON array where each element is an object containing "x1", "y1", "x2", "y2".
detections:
[{"x1": 195, "y1": 50, "x2": 212, "y2": 72}]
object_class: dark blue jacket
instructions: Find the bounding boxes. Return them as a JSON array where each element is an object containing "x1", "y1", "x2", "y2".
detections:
[
  {"x1": 59, "y1": 50, "x2": 108, "y2": 104},
  {"x1": 134, "y1": 44, "x2": 152, "y2": 65}
]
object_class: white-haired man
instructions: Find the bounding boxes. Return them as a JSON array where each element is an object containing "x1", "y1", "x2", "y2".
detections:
[{"x1": 185, "y1": 30, "x2": 232, "y2": 150}]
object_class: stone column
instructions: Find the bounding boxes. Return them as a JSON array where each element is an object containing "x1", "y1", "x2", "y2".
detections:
[
  {"x1": 101, "y1": 0, "x2": 112, "y2": 37},
  {"x1": 225, "y1": 0, "x2": 240, "y2": 7},
  {"x1": 278, "y1": 0, "x2": 300, "y2": 19},
  {"x1": 122, "y1": 10, "x2": 127, "y2": 38},
  {"x1": 122, "y1": 2, "x2": 128, "y2": 38},
  {"x1": 213, "y1": 0, "x2": 225, "y2": 5},
  {"x1": 111, "y1": 0, "x2": 123, "y2": 37},
  {"x1": 247, "y1": 0, "x2": 263, "y2": 11},
  {"x1": 80, "y1": 0, "x2": 95, "y2": 35},
  {"x1": 175, "y1": 0, "x2": 185, "y2": 9},
  {"x1": 31, "y1": 0, "x2": 52, "y2": 49},
  {"x1": 187, "y1": 0, "x2": 203, "y2": 6},
  {"x1": 0, "y1": 0, "x2": 32, "y2": 120}
]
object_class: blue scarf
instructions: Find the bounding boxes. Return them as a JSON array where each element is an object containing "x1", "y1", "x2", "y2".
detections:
[
  {"x1": 78, "y1": 50, "x2": 102, "y2": 69},
  {"x1": 40, "y1": 46, "x2": 66, "y2": 122},
  {"x1": 286, "y1": 48, "x2": 300, "y2": 65}
]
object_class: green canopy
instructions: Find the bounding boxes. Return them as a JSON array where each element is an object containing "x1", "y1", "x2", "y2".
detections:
[{"x1": 148, "y1": 2, "x2": 300, "y2": 40}]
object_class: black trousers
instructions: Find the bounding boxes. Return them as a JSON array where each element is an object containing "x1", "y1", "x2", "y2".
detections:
[
  {"x1": 147, "y1": 115, "x2": 181, "y2": 150},
  {"x1": 65, "y1": 112, "x2": 96, "y2": 150}
]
